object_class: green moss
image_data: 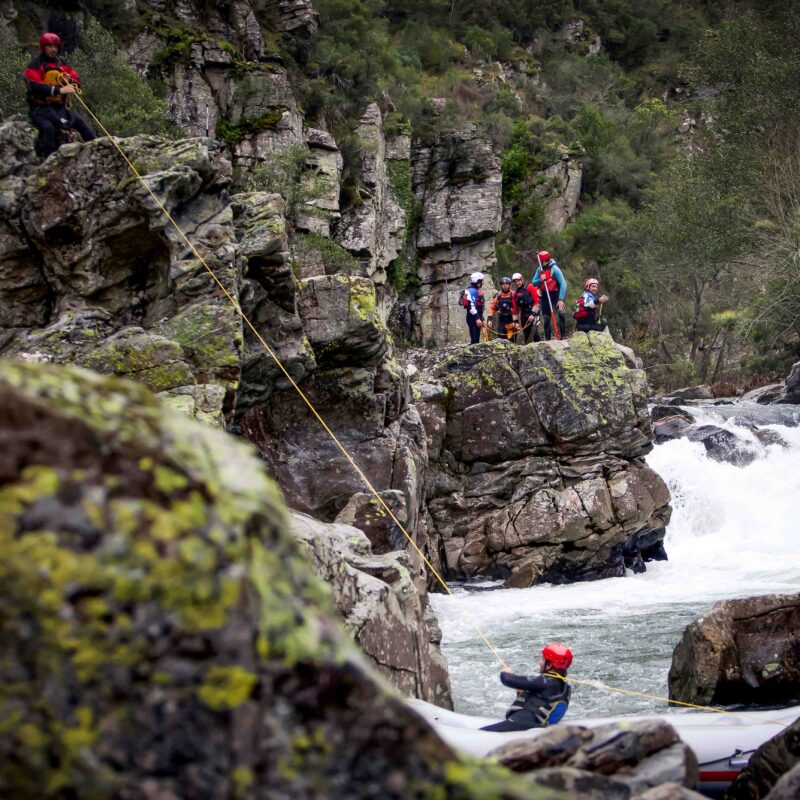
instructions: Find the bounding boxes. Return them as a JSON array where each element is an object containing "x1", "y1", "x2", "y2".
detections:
[
  {"x1": 216, "y1": 109, "x2": 288, "y2": 146},
  {"x1": 348, "y1": 279, "x2": 377, "y2": 321},
  {"x1": 197, "y1": 665, "x2": 257, "y2": 710}
]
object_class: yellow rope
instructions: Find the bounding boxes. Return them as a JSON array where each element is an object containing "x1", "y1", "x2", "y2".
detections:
[
  {"x1": 542, "y1": 673, "x2": 791, "y2": 726},
  {"x1": 62, "y1": 84, "x2": 796, "y2": 727},
  {"x1": 65, "y1": 81, "x2": 510, "y2": 670}
]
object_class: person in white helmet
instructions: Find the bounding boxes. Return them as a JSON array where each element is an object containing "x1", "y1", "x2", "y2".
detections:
[
  {"x1": 460, "y1": 271, "x2": 485, "y2": 344},
  {"x1": 512, "y1": 272, "x2": 540, "y2": 344}
]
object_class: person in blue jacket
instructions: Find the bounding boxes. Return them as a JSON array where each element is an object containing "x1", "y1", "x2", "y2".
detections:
[
  {"x1": 480, "y1": 643, "x2": 573, "y2": 732},
  {"x1": 461, "y1": 271, "x2": 486, "y2": 344},
  {"x1": 532, "y1": 250, "x2": 567, "y2": 341}
]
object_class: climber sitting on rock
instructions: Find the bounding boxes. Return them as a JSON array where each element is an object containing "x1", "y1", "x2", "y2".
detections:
[
  {"x1": 574, "y1": 277, "x2": 608, "y2": 333},
  {"x1": 23, "y1": 32, "x2": 97, "y2": 158},
  {"x1": 480, "y1": 643, "x2": 573, "y2": 732},
  {"x1": 487, "y1": 276, "x2": 517, "y2": 340}
]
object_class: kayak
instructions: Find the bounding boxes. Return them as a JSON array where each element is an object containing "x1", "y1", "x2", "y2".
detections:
[{"x1": 407, "y1": 698, "x2": 800, "y2": 796}]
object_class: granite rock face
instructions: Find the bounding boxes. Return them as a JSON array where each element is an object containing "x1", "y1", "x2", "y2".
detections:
[
  {"x1": 398, "y1": 126, "x2": 502, "y2": 346},
  {"x1": 669, "y1": 594, "x2": 800, "y2": 707},
  {"x1": 0, "y1": 128, "x2": 240, "y2": 427},
  {"x1": 291, "y1": 511, "x2": 452, "y2": 708},
  {"x1": 0, "y1": 360, "x2": 563, "y2": 800},
  {"x1": 408, "y1": 335, "x2": 671, "y2": 586},
  {"x1": 0, "y1": 127, "x2": 452, "y2": 705}
]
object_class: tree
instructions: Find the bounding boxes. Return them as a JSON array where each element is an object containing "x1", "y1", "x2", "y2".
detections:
[{"x1": 70, "y1": 21, "x2": 175, "y2": 138}]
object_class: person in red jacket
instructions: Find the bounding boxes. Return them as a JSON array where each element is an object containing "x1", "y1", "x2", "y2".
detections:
[{"x1": 23, "y1": 32, "x2": 96, "y2": 158}]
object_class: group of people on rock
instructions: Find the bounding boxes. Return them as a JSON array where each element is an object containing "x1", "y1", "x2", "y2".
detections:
[{"x1": 461, "y1": 251, "x2": 609, "y2": 345}]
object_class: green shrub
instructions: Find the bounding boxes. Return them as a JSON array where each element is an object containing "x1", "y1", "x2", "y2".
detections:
[
  {"x1": 71, "y1": 21, "x2": 175, "y2": 138},
  {"x1": 0, "y1": 27, "x2": 29, "y2": 118}
]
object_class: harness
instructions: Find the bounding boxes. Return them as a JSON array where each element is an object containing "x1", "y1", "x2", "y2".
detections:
[
  {"x1": 509, "y1": 678, "x2": 571, "y2": 727},
  {"x1": 514, "y1": 284, "x2": 535, "y2": 315},
  {"x1": 496, "y1": 291, "x2": 513, "y2": 320}
]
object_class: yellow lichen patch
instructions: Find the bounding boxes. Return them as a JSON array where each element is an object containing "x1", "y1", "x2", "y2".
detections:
[{"x1": 197, "y1": 665, "x2": 257, "y2": 710}]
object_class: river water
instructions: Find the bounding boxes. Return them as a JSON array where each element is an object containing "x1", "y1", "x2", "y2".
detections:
[{"x1": 430, "y1": 402, "x2": 800, "y2": 720}]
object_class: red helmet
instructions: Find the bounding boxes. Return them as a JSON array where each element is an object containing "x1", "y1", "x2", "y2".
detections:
[
  {"x1": 537, "y1": 250, "x2": 551, "y2": 264},
  {"x1": 584, "y1": 277, "x2": 599, "y2": 289},
  {"x1": 542, "y1": 643, "x2": 573, "y2": 670},
  {"x1": 39, "y1": 32, "x2": 61, "y2": 52}
]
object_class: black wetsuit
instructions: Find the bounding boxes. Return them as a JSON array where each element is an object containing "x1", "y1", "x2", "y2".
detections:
[{"x1": 481, "y1": 671, "x2": 571, "y2": 732}]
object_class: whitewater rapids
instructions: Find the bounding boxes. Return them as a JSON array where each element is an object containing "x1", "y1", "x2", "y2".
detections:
[{"x1": 430, "y1": 403, "x2": 800, "y2": 719}]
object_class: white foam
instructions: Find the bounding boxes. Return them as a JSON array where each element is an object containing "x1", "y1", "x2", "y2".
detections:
[{"x1": 432, "y1": 409, "x2": 800, "y2": 717}]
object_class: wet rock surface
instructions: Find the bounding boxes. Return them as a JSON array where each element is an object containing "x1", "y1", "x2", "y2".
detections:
[
  {"x1": 408, "y1": 335, "x2": 671, "y2": 586},
  {"x1": 669, "y1": 594, "x2": 800, "y2": 707},
  {"x1": 0, "y1": 360, "x2": 558, "y2": 800}
]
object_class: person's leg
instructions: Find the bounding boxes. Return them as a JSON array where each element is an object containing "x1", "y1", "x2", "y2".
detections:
[
  {"x1": 542, "y1": 308, "x2": 552, "y2": 340},
  {"x1": 31, "y1": 110, "x2": 57, "y2": 157},
  {"x1": 557, "y1": 303, "x2": 567, "y2": 339},
  {"x1": 70, "y1": 111, "x2": 97, "y2": 143},
  {"x1": 480, "y1": 719, "x2": 536, "y2": 732},
  {"x1": 467, "y1": 314, "x2": 479, "y2": 344}
]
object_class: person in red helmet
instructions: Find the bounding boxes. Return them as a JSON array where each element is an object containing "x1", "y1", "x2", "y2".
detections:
[
  {"x1": 574, "y1": 277, "x2": 609, "y2": 333},
  {"x1": 480, "y1": 643, "x2": 573, "y2": 731},
  {"x1": 531, "y1": 251, "x2": 567, "y2": 341},
  {"x1": 22, "y1": 32, "x2": 96, "y2": 158}
]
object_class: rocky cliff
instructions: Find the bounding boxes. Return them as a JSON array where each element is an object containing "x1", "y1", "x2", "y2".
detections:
[
  {"x1": 408, "y1": 335, "x2": 671, "y2": 587},
  {"x1": 0, "y1": 125, "x2": 451, "y2": 704}
]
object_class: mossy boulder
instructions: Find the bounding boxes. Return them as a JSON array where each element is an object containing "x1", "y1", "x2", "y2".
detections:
[
  {"x1": 0, "y1": 360, "x2": 559, "y2": 800},
  {"x1": 406, "y1": 335, "x2": 671, "y2": 587}
]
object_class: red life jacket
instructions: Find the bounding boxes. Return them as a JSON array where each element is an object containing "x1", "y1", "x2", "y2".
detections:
[
  {"x1": 539, "y1": 268, "x2": 558, "y2": 293},
  {"x1": 573, "y1": 291, "x2": 597, "y2": 320},
  {"x1": 23, "y1": 56, "x2": 80, "y2": 106}
]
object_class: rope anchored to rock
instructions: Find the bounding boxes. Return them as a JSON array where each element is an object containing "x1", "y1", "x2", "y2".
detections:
[{"x1": 66, "y1": 92, "x2": 794, "y2": 727}]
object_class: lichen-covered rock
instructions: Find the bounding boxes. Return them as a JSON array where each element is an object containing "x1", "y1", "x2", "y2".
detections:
[
  {"x1": 408, "y1": 335, "x2": 671, "y2": 586},
  {"x1": 336, "y1": 103, "x2": 406, "y2": 286},
  {"x1": 782, "y1": 361, "x2": 800, "y2": 405},
  {"x1": 0, "y1": 359, "x2": 558, "y2": 800},
  {"x1": 291, "y1": 511, "x2": 452, "y2": 708},
  {"x1": 490, "y1": 719, "x2": 698, "y2": 796},
  {"x1": 0, "y1": 131, "x2": 241, "y2": 427},
  {"x1": 669, "y1": 594, "x2": 800, "y2": 707},
  {"x1": 538, "y1": 149, "x2": 583, "y2": 232}
]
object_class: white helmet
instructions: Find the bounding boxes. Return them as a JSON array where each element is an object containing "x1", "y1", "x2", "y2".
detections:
[
  {"x1": 470, "y1": 271, "x2": 484, "y2": 283},
  {"x1": 512, "y1": 272, "x2": 523, "y2": 281}
]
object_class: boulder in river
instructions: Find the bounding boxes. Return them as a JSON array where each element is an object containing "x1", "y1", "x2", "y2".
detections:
[
  {"x1": 669, "y1": 594, "x2": 800, "y2": 707},
  {"x1": 686, "y1": 424, "x2": 759, "y2": 466}
]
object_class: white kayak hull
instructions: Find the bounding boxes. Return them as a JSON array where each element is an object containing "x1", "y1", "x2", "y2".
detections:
[{"x1": 407, "y1": 699, "x2": 800, "y2": 794}]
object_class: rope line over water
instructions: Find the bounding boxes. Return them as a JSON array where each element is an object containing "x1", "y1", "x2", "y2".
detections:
[{"x1": 66, "y1": 82, "x2": 793, "y2": 728}]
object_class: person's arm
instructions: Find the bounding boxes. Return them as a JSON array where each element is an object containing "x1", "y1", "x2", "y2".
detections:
[
  {"x1": 528, "y1": 284, "x2": 539, "y2": 308},
  {"x1": 531, "y1": 266, "x2": 542, "y2": 287},
  {"x1": 554, "y1": 266, "x2": 567, "y2": 302},
  {"x1": 62, "y1": 64, "x2": 81, "y2": 84},
  {"x1": 500, "y1": 671, "x2": 548, "y2": 692},
  {"x1": 22, "y1": 64, "x2": 56, "y2": 100}
]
